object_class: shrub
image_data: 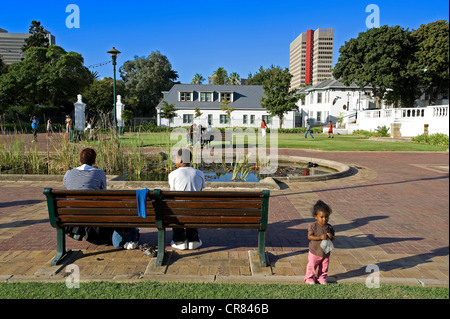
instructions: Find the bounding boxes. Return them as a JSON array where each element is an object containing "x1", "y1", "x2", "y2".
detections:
[{"x1": 412, "y1": 133, "x2": 449, "y2": 146}]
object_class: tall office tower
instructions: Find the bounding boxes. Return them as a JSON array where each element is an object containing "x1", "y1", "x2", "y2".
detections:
[
  {"x1": 290, "y1": 28, "x2": 334, "y2": 89},
  {"x1": 0, "y1": 28, "x2": 56, "y2": 65}
]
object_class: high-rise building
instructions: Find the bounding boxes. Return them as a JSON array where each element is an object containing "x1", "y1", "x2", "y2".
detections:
[
  {"x1": 0, "y1": 27, "x2": 56, "y2": 65},
  {"x1": 290, "y1": 28, "x2": 334, "y2": 89}
]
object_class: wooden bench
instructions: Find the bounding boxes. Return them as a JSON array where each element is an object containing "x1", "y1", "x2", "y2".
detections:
[{"x1": 43, "y1": 188, "x2": 270, "y2": 267}]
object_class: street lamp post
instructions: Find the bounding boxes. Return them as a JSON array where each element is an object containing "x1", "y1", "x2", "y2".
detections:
[{"x1": 107, "y1": 47, "x2": 121, "y2": 130}]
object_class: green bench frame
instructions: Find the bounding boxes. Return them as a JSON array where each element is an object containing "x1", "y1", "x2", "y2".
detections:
[{"x1": 43, "y1": 188, "x2": 270, "y2": 267}]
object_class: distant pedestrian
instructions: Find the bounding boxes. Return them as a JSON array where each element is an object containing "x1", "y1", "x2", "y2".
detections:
[
  {"x1": 304, "y1": 200, "x2": 335, "y2": 285},
  {"x1": 30, "y1": 115, "x2": 39, "y2": 142},
  {"x1": 261, "y1": 119, "x2": 267, "y2": 138},
  {"x1": 328, "y1": 121, "x2": 334, "y2": 138},
  {"x1": 305, "y1": 121, "x2": 314, "y2": 139},
  {"x1": 65, "y1": 115, "x2": 72, "y2": 133},
  {"x1": 46, "y1": 118, "x2": 53, "y2": 136}
]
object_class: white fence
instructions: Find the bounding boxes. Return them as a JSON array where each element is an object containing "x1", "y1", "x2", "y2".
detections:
[{"x1": 351, "y1": 105, "x2": 449, "y2": 137}]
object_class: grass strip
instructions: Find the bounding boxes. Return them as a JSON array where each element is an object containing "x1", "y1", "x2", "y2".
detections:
[{"x1": 0, "y1": 281, "x2": 448, "y2": 299}]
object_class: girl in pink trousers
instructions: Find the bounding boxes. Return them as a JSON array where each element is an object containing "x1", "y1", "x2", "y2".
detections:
[{"x1": 304, "y1": 200, "x2": 335, "y2": 284}]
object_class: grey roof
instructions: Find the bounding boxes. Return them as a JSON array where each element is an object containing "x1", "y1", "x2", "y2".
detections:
[
  {"x1": 157, "y1": 84, "x2": 266, "y2": 110},
  {"x1": 296, "y1": 79, "x2": 372, "y2": 93}
]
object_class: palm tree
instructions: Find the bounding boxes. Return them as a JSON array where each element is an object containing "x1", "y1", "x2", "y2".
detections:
[
  {"x1": 191, "y1": 73, "x2": 205, "y2": 84},
  {"x1": 229, "y1": 72, "x2": 241, "y2": 85}
]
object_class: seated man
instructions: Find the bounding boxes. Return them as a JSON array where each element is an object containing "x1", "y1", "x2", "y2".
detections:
[
  {"x1": 63, "y1": 148, "x2": 123, "y2": 245},
  {"x1": 169, "y1": 148, "x2": 206, "y2": 250}
]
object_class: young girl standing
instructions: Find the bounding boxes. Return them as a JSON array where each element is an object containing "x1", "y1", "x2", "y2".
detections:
[{"x1": 304, "y1": 200, "x2": 335, "y2": 284}]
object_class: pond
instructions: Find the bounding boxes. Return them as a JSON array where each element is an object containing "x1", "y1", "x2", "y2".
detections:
[{"x1": 123, "y1": 161, "x2": 338, "y2": 182}]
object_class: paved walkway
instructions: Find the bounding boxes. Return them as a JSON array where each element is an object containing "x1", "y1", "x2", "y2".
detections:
[{"x1": 0, "y1": 142, "x2": 448, "y2": 286}]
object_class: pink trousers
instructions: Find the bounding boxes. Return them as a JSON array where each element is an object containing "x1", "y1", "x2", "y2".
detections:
[{"x1": 304, "y1": 251, "x2": 330, "y2": 284}]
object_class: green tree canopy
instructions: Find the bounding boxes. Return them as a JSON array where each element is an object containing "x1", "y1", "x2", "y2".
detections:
[
  {"x1": 120, "y1": 51, "x2": 178, "y2": 117},
  {"x1": 412, "y1": 20, "x2": 449, "y2": 105},
  {"x1": 22, "y1": 20, "x2": 51, "y2": 52},
  {"x1": 0, "y1": 45, "x2": 92, "y2": 111},
  {"x1": 82, "y1": 77, "x2": 125, "y2": 116},
  {"x1": 191, "y1": 73, "x2": 205, "y2": 84},
  {"x1": 253, "y1": 65, "x2": 298, "y2": 128},
  {"x1": 333, "y1": 25, "x2": 414, "y2": 108},
  {"x1": 212, "y1": 67, "x2": 229, "y2": 85},
  {"x1": 160, "y1": 100, "x2": 178, "y2": 128}
]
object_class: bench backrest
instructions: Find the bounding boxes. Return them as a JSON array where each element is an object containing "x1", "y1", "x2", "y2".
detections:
[
  {"x1": 44, "y1": 189, "x2": 157, "y2": 228},
  {"x1": 157, "y1": 190, "x2": 269, "y2": 230},
  {"x1": 44, "y1": 188, "x2": 269, "y2": 230}
]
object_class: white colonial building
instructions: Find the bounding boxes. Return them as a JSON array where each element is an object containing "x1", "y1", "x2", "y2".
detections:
[
  {"x1": 296, "y1": 79, "x2": 449, "y2": 137},
  {"x1": 156, "y1": 84, "x2": 298, "y2": 129}
]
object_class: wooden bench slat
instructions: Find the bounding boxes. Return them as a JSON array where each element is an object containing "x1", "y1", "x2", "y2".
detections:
[
  {"x1": 55, "y1": 200, "x2": 146, "y2": 208},
  {"x1": 58, "y1": 207, "x2": 155, "y2": 216},
  {"x1": 162, "y1": 208, "x2": 261, "y2": 216},
  {"x1": 163, "y1": 216, "x2": 261, "y2": 224},
  {"x1": 162, "y1": 201, "x2": 261, "y2": 209},
  {"x1": 167, "y1": 223, "x2": 260, "y2": 229},
  {"x1": 58, "y1": 215, "x2": 156, "y2": 223}
]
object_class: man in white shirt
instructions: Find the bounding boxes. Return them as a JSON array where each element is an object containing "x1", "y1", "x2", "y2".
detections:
[{"x1": 168, "y1": 148, "x2": 205, "y2": 250}]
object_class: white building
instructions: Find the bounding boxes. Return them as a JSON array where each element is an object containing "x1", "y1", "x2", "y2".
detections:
[
  {"x1": 156, "y1": 84, "x2": 298, "y2": 129},
  {"x1": 296, "y1": 79, "x2": 374, "y2": 127},
  {"x1": 0, "y1": 27, "x2": 56, "y2": 65},
  {"x1": 297, "y1": 79, "x2": 449, "y2": 137}
]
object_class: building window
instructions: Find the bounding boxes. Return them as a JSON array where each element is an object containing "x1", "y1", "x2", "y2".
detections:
[
  {"x1": 317, "y1": 92, "x2": 322, "y2": 104},
  {"x1": 200, "y1": 92, "x2": 213, "y2": 102},
  {"x1": 316, "y1": 111, "x2": 322, "y2": 123},
  {"x1": 220, "y1": 92, "x2": 233, "y2": 102},
  {"x1": 250, "y1": 115, "x2": 255, "y2": 124},
  {"x1": 220, "y1": 114, "x2": 230, "y2": 124},
  {"x1": 179, "y1": 92, "x2": 192, "y2": 102},
  {"x1": 243, "y1": 114, "x2": 248, "y2": 124},
  {"x1": 262, "y1": 115, "x2": 272, "y2": 125},
  {"x1": 208, "y1": 114, "x2": 213, "y2": 125},
  {"x1": 183, "y1": 114, "x2": 193, "y2": 124}
]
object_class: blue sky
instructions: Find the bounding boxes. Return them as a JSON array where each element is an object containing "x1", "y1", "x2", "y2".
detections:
[{"x1": 1, "y1": 0, "x2": 449, "y2": 84}]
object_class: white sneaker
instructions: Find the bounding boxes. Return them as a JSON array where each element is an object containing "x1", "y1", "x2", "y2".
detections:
[
  {"x1": 171, "y1": 240, "x2": 188, "y2": 250},
  {"x1": 188, "y1": 240, "x2": 202, "y2": 250},
  {"x1": 124, "y1": 241, "x2": 138, "y2": 250}
]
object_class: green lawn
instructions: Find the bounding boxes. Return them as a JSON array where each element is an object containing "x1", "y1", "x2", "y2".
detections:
[
  {"x1": 0, "y1": 281, "x2": 448, "y2": 299},
  {"x1": 118, "y1": 132, "x2": 448, "y2": 152}
]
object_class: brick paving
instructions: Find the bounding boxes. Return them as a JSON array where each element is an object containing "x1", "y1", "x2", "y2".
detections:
[{"x1": 0, "y1": 138, "x2": 448, "y2": 286}]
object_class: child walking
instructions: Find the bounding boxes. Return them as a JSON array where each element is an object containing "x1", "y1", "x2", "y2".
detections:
[{"x1": 304, "y1": 200, "x2": 335, "y2": 284}]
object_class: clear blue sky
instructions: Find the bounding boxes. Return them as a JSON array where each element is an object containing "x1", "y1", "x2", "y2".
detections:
[{"x1": 1, "y1": 0, "x2": 448, "y2": 84}]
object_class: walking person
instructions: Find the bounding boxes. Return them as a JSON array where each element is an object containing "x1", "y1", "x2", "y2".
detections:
[
  {"x1": 261, "y1": 119, "x2": 267, "y2": 138},
  {"x1": 305, "y1": 121, "x2": 314, "y2": 139},
  {"x1": 304, "y1": 200, "x2": 335, "y2": 284},
  {"x1": 328, "y1": 121, "x2": 334, "y2": 138},
  {"x1": 30, "y1": 115, "x2": 39, "y2": 142},
  {"x1": 169, "y1": 148, "x2": 205, "y2": 250},
  {"x1": 46, "y1": 118, "x2": 53, "y2": 136},
  {"x1": 65, "y1": 115, "x2": 72, "y2": 133}
]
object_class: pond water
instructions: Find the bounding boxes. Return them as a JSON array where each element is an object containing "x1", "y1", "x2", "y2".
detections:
[
  {"x1": 126, "y1": 162, "x2": 337, "y2": 182},
  {"x1": 1, "y1": 161, "x2": 338, "y2": 183}
]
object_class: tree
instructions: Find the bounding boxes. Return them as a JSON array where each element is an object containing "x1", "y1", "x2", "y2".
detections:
[
  {"x1": 229, "y1": 72, "x2": 241, "y2": 85},
  {"x1": 212, "y1": 67, "x2": 229, "y2": 85},
  {"x1": 333, "y1": 25, "x2": 415, "y2": 108},
  {"x1": 120, "y1": 51, "x2": 178, "y2": 117},
  {"x1": 0, "y1": 45, "x2": 92, "y2": 111},
  {"x1": 22, "y1": 20, "x2": 50, "y2": 52},
  {"x1": 258, "y1": 66, "x2": 298, "y2": 128},
  {"x1": 0, "y1": 56, "x2": 7, "y2": 75},
  {"x1": 121, "y1": 109, "x2": 134, "y2": 126},
  {"x1": 191, "y1": 73, "x2": 205, "y2": 84},
  {"x1": 220, "y1": 98, "x2": 235, "y2": 126},
  {"x1": 194, "y1": 106, "x2": 202, "y2": 121},
  {"x1": 160, "y1": 100, "x2": 178, "y2": 128},
  {"x1": 412, "y1": 20, "x2": 449, "y2": 105},
  {"x1": 82, "y1": 77, "x2": 125, "y2": 118}
]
